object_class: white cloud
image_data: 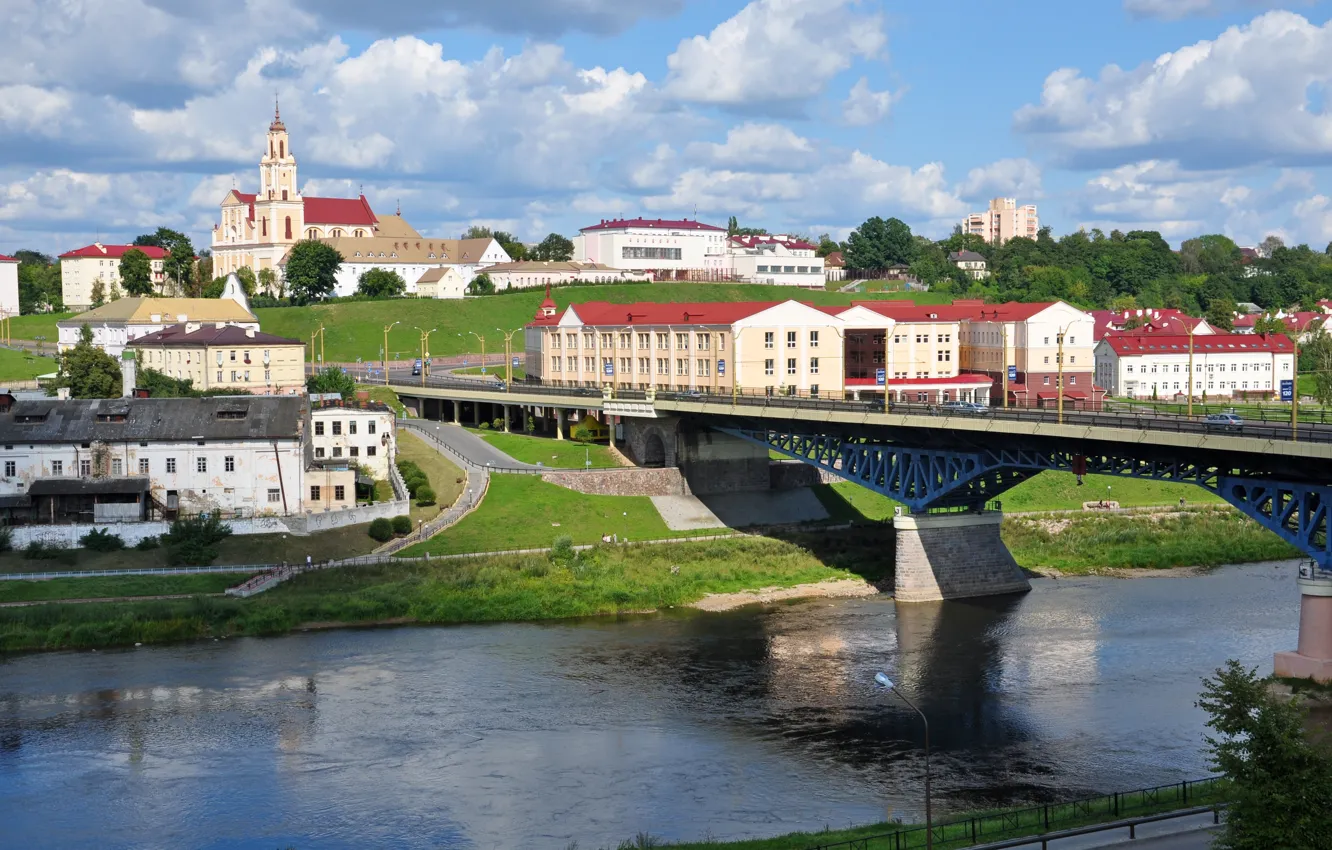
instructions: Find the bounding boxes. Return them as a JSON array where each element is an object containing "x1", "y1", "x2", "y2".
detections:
[
  {"x1": 1123, "y1": 0, "x2": 1299, "y2": 20},
  {"x1": 290, "y1": 0, "x2": 681, "y2": 37},
  {"x1": 841, "y1": 77, "x2": 902, "y2": 126},
  {"x1": 958, "y1": 159, "x2": 1043, "y2": 201},
  {"x1": 664, "y1": 0, "x2": 886, "y2": 110},
  {"x1": 685, "y1": 123, "x2": 818, "y2": 172},
  {"x1": 1015, "y1": 11, "x2": 1332, "y2": 169}
]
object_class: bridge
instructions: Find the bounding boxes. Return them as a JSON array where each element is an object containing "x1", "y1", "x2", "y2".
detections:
[{"x1": 377, "y1": 370, "x2": 1332, "y2": 682}]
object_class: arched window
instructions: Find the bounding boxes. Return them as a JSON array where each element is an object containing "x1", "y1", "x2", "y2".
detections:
[
  {"x1": 284, "y1": 217, "x2": 292, "y2": 239},
  {"x1": 261, "y1": 218, "x2": 267, "y2": 237},
  {"x1": 281, "y1": 190, "x2": 288, "y2": 201},
  {"x1": 306, "y1": 228, "x2": 319, "y2": 239},
  {"x1": 280, "y1": 140, "x2": 285, "y2": 158}
]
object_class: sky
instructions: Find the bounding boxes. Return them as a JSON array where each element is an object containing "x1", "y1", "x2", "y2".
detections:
[{"x1": 6, "y1": 0, "x2": 1332, "y2": 257}]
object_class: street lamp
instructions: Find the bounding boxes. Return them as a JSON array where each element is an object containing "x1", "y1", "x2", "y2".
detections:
[
  {"x1": 415, "y1": 327, "x2": 437, "y2": 387},
  {"x1": 466, "y1": 330, "x2": 487, "y2": 376},
  {"x1": 1056, "y1": 321, "x2": 1076, "y2": 424},
  {"x1": 496, "y1": 326, "x2": 522, "y2": 391},
  {"x1": 875, "y1": 671, "x2": 931, "y2": 850},
  {"x1": 382, "y1": 321, "x2": 399, "y2": 386},
  {"x1": 1291, "y1": 317, "x2": 1323, "y2": 443}
]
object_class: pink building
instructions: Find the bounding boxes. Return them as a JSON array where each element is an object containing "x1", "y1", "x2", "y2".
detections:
[{"x1": 962, "y1": 198, "x2": 1039, "y2": 246}]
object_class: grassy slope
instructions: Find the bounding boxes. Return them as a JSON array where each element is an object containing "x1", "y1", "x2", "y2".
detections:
[
  {"x1": 0, "y1": 347, "x2": 57, "y2": 381},
  {"x1": 250, "y1": 285, "x2": 943, "y2": 363},
  {"x1": 455, "y1": 365, "x2": 527, "y2": 380},
  {"x1": 9, "y1": 312, "x2": 72, "y2": 343},
  {"x1": 0, "y1": 572, "x2": 247, "y2": 603},
  {"x1": 357, "y1": 385, "x2": 406, "y2": 417},
  {"x1": 474, "y1": 430, "x2": 620, "y2": 468},
  {"x1": 396, "y1": 431, "x2": 466, "y2": 521},
  {"x1": 402, "y1": 474, "x2": 677, "y2": 556}
]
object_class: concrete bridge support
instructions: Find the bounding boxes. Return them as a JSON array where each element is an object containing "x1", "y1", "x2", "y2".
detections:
[
  {"x1": 1274, "y1": 575, "x2": 1332, "y2": 683},
  {"x1": 893, "y1": 511, "x2": 1031, "y2": 603},
  {"x1": 678, "y1": 428, "x2": 770, "y2": 495}
]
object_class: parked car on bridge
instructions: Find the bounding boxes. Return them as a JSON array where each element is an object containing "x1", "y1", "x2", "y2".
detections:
[{"x1": 1204, "y1": 412, "x2": 1243, "y2": 430}]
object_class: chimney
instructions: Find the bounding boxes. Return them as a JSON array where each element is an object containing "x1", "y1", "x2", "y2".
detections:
[
  {"x1": 356, "y1": 390, "x2": 370, "y2": 404},
  {"x1": 186, "y1": 321, "x2": 200, "y2": 333},
  {"x1": 245, "y1": 327, "x2": 255, "y2": 338},
  {"x1": 121, "y1": 351, "x2": 137, "y2": 398}
]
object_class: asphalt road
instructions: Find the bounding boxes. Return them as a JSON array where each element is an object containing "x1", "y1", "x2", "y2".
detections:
[
  {"x1": 1032, "y1": 812, "x2": 1220, "y2": 850},
  {"x1": 401, "y1": 421, "x2": 540, "y2": 471}
]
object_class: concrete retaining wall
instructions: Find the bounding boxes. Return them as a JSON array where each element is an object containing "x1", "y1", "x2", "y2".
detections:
[
  {"x1": 769, "y1": 461, "x2": 839, "y2": 490},
  {"x1": 679, "y1": 429, "x2": 770, "y2": 495},
  {"x1": 893, "y1": 512, "x2": 1031, "y2": 602},
  {"x1": 541, "y1": 467, "x2": 689, "y2": 496},
  {"x1": 11, "y1": 516, "x2": 296, "y2": 548},
  {"x1": 284, "y1": 499, "x2": 410, "y2": 534}
]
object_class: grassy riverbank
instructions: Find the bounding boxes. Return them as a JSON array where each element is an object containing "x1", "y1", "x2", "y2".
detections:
[
  {"x1": 0, "y1": 572, "x2": 247, "y2": 604},
  {"x1": 0, "y1": 538, "x2": 855, "y2": 651},
  {"x1": 472, "y1": 429, "x2": 621, "y2": 468}
]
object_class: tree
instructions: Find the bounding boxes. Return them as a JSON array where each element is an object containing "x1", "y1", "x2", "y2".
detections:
[
  {"x1": 90, "y1": 278, "x2": 107, "y2": 309},
  {"x1": 257, "y1": 268, "x2": 278, "y2": 297},
  {"x1": 727, "y1": 216, "x2": 738, "y2": 236},
  {"x1": 306, "y1": 366, "x2": 356, "y2": 400},
  {"x1": 16, "y1": 253, "x2": 62, "y2": 314},
  {"x1": 1109, "y1": 293, "x2": 1139, "y2": 312},
  {"x1": 1259, "y1": 234, "x2": 1286, "y2": 258},
  {"x1": 815, "y1": 233, "x2": 840, "y2": 258},
  {"x1": 284, "y1": 240, "x2": 343, "y2": 305},
  {"x1": 136, "y1": 228, "x2": 195, "y2": 293},
  {"x1": 201, "y1": 277, "x2": 227, "y2": 299},
  {"x1": 1252, "y1": 313, "x2": 1291, "y2": 337},
  {"x1": 137, "y1": 365, "x2": 232, "y2": 397},
  {"x1": 52, "y1": 325, "x2": 121, "y2": 398},
  {"x1": 357, "y1": 267, "x2": 406, "y2": 298},
  {"x1": 844, "y1": 216, "x2": 915, "y2": 270},
  {"x1": 118, "y1": 248, "x2": 154, "y2": 296},
  {"x1": 109, "y1": 281, "x2": 122, "y2": 301},
  {"x1": 234, "y1": 266, "x2": 256, "y2": 298},
  {"x1": 492, "y1": 231, "x2": 527, "y2": 261},
  {"x1": 1197, "y1": 660, "x2": 1332, "y2": 849},
  {"x1": 1205, "y1": 298, "x2": 1237, "y2": 331},
  {"x1": 534, "y1": 233, "x2": 574, "y2": 261},
  {"x1": 462, "y1": 225, "x2": 493, "y2": 239},
  {"x1": 1300, "y1": 332, "x2": 1332, "y2": 406},
  {"x1": 467, "y1": 272, "x2": 494, "y2": 295}
]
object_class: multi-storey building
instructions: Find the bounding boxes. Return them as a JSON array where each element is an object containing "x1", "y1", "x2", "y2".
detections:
[
  {"x1": 705, "y1": 236, "x2": 826, "y2": 288},
  {"x1": 0, "y1": 254, "x2": 17, "y2": 317},
  {"x1": 1095, "y1": 333, "x2": 1296, "y2": 400},
  {"x1": 313, "y1": 232, "x2": 512, "y2": 297},
  {"x1": 572, "y1": 218, "x2": 730, "y2": 279},
  {"x1": 127, "y1": 324, "x2": 305, "y2": 395},
  {"x1": 56, "y1": 290, "x2": 257, "y2": 357},
  {"x1": 962, "y1": 198, "x2": 1039, "y2": 246},
  {"x1": 310, "y1": 398, "x2": 397, "y2": 481},
  {"x1": 958, "y1": 300, "x2": 1102, "y2": 407},
  {"x1": 59, "y1": 243, "x2": 169, "y2": 311}
]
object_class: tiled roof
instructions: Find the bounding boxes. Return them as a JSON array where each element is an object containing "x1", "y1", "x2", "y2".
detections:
[
  {"x1": 304, "y1": 195, "x2": 377, "y2": 226},
  {"x1": 1233, "y1": 311, "x2": 1323, "y2": 331},
  {"x1": 234, "y1": 192, "x2": 257, "y2": 221},
  {"x1": 948, "y1": 250, "x2": 986, "y2": 263},
  {"x1": 315, "y1": 236, "x2": 495, "y2": 265},
  {"x1": 850, "y1": 302, "x2": 978, "y2": 322},
  {"x1": 561, "y1": 301, "x2": 781, "y2": 327},
  {"x1": 0, "y1": 397, "x2": 304, "y2": 443},
  {"x1": 1102, "y1": 333, "x2": 1293, "y2": 355},
  {"x1": 59, "y1": 244, "x2": 169, "y2": 260},
  {"x1": 485, "y1": 261, "x2": 626, "y2": 274},
  {"x1": 56, "y1": 297, "x2": 256, "y2": 325},
  {"x1": 128, "y1": 323, "x2": 300, "y2": 347},
  {"x1": 0, "y1": 254, "x2": 16, "y2": 263},
  {"x1": 824, "y1": 251, "x2": 845, "y2": 267},
  {"x1": 579, "y1": 218, "x2": 725, "y2": 233}
]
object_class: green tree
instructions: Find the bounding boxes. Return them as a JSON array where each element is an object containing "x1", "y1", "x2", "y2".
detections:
[
  {"x1": 492, "y1": 231, "x2": 527, "y2": 261},
  {"x1": 137, "y1": 228, "x2": 195, "y2": 294},
  {"x1": 118, "y1": 248, "x2": 154, "y2": 296},
  {"x1": 305, "y1": 366, "x2": 356, "y2": 399},
  {"x1": 462, "y1": 225, "x2": 493, "y2": 239},
  {"x1": 52, "y1": 324, "x2": 121, "y2": 398},
  {"x1": 234, "y1": 266, "x2": 256, "y2": 298},
  {"x1": 90, "y1": 278, "x2": 107, "y2": 309},
  {"x1": 357, "y1": 267, "x2": 407, "y2": 298},
  {"x1": 727, "y1": 216, "x2": 738, "y2": 236},
  {"x1": 1300, "y1": 332, "x2": 1332, "y2": 406},
  {"x1": 815, "y1": 233, "x2": 840, "y2": 258},
  {"x1": 467, "y1": 272, "x2": 495, "y2": 295},
  {"x1": 135, "y1": 366, "x2": 233, "y2": 398},
  {"x1": 109, "y1": 281, "x2": 122, "y2": 301},
  {"x1": 1252, "y1": 313, "x2": 1291, "y2": 337},
  {"x1": 201, "y1": 277, "x2": 227, "y2": 299},
  {"x1": 1205, "y1": 299, "x2": 1237, "y2": 331},
  {"x1": 1109, "y1": 293, "x2": 1139, "y2": 312},
  {"x1": 16, "y1": 254, "x2": 62, "y2": 313},
  {"x1": 257, "y1": 267, "x2": 278, "y2": 297},
  {"x1": 1197, "y1": 660, "x2": 1332, "y2": 850},
  {"x1": 844, "y1": 216, "x2": 915, "y2": 270},
  {"x1": 284, "y1": 240, "x2": 343, "y2": 305},
  {"x1": 534, "y1": 233, "x2": 574, "y2": 261}
]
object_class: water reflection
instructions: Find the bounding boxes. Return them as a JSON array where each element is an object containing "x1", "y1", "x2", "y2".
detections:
[{"x1": 0, "y1": 562, "x2": 1304, "y2": 849}]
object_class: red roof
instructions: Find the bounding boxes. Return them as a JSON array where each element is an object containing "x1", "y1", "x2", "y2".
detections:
[
  {"x1": 562, "y1": 301, "x2": 780, "y2": 327},
  {"x1": 303, "y1": 195, "x2": 377, "y2": 226},
  {"x1": 128, "y1": 323, "x2": 299, "y2": 347},
  {"x1": 824, "y1": 251, "x2": 845, "y2": 268},
  {"x1": 580, "y1": 218, "x2": 725, "y2": 233},
  {"x1": 729, "y1": 235, "x2": 817, "y2": 251},
  {"x1": 1101, "y1": 332, "x2": 1294, "y2": 355},
  {"x1": 234, "y1": 191, "x2": 257, "y2": 221},
  {"x1": 1233, "y1": 312, "x2": 1323, "y2": 331},
  {"x1": 851, "y1": 302, "x2": 977, "y2": 322},
  {"x1": 0, "y1": 254, "x2": 16, "y2": 263},
  {"x1": 59, "y1": 244, "x2": 169, "y2": 260}
]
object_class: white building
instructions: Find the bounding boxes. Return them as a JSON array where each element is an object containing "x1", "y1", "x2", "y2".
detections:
[
  {"x1": 572, "y1": 218, "x2": 729, "y2": 278},
  {"x1": 705, "y1": 236, "x2": 825, "y2": 288},
  {"x1": 415, "y1": 266, "x2": 468, "y2": 299},
  {"x1": 962, "y1": 198, "x2": 1039, "y2": 246},
  {"x1": 56, "y1": 280, "x2": 256, "y2": 357},
  {"x1": 1094, "y1": 333, "x2": 1296, "y2": 399},
  {"x1": 59, "y1": 243, "x2": 169, "y2": 312},
  {"x1": 0, "y1": 396, "x2": 316, "y2": 521},
  {"x1": 483, "y1": 261, "x2": 652, "y2": 291},
  {"x1": 313, "y1": 234, "x2": 512, "y2": 297},
  {"x1": 310, "y1": 399, "x2": 397, "y2": 481},
  {"x1": 0, "y1": 254, "x2": 18, "y2": 318},
  {"x1": 948, "y1": 250, "x2": 989, "y2": 280}
]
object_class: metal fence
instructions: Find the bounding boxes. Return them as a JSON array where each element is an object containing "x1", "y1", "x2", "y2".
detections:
[{"x1": 802, "y1": 777, "x2": 1225, "y2": 850}]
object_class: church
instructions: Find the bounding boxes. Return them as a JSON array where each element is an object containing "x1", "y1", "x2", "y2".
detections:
[{"x1": 211, "y1": 106, "x2": 420, "y2": 280}]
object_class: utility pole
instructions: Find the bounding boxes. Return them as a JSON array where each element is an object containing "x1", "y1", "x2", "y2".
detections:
[
  {"x1": 415, "y1": 327, "x2": 437, "y2": 388},
  {"x1": 496, "y1": 326, "x2": 522, "y2": 391},
  {"x1": 1187, "y1": 321, "x2": 1196, "y2": 418},
  {"x1": 1001, "y1": 321, "x2": 1009, "y2": 409},
  {"x1": 310, "y1": 325, "x2": 326, "y2": 366},
  {"x1": 467, "y1": 331, "x2": 487, "y2": 378},
  {"x1": 1057, "y1": 321, "x2": 1074, "y2": 425},
  {"x1": 383, "y1": 321, "x2": 399, "y2": 386}
]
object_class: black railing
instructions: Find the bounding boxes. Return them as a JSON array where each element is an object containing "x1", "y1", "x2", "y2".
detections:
[{"x1": 802, "y1": 777, "x2": 1226, "y2": 850}]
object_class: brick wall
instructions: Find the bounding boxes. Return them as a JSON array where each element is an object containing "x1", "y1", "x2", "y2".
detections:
[
  {"x1": 541, "y1": 467, "x2": 689, "y2": 496},
  {"x1": 893, "y1": 512, "x2": 1031, "y2": 602}
]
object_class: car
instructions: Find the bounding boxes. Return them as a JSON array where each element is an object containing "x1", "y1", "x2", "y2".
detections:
[
  {"x1": 940, "y1": 401, "x2": 988, "y2": 414},
  {"x1": 1204, "y1": 412, "x2": 1243, "y2": 429},
  {"x1": 411, "y1": 359, "x2": 422, "y2": 376}
]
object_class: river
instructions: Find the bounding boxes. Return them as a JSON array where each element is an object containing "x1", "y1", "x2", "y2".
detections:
[{"x1": 0, "y1": 562, "x2": 1301, "y2": 849}]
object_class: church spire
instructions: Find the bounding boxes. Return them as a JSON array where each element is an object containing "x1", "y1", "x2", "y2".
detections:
[{"x1": 270, "y1": 96, "x2": 286, "y2": 132}]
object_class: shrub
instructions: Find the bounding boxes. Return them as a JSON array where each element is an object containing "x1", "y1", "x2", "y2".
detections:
[
  {"x1": 415, "y1": 486, "x2": 436, "y2": 507},
  {"x1": 492, "y1": 417, "x2": 505, "y2": 430},
  {"x1": 404, "y1": 474, "x2": 427, "y2": 497},
  {"x1": 80, "y1": 528, "x2": 125, "y2": 552},
  {"x1": 22, "y1": 540, "x2": 77, "y2": 564},
  {"x1": 163, "y1": 513, "x2": 233, "y2": 566},
  {"x1": 549, "y1": 535, "x2": 575, "y2": 564},
  {"x1": 368, "y1": 517, "x2": 394, "y2": 542},
  {"x1": 391, "y1": 515, "x2": 413, "y2": 535},
  {"x1": 478, "y1": 421, "x2": 490, "y2": 430},
  {"x1": 134, "y1": 535, "x2": 160, "y2": 551}
]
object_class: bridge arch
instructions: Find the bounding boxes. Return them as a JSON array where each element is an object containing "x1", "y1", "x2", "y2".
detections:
[{"x1": 642, "y1": 432, "x2": 667, "y2": 468}]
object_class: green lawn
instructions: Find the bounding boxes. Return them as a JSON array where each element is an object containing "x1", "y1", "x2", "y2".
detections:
[
  {"x1": 0, "y1": 347, "x2": 57, "y2": 382},
  {"x1": 397, "y1": 431, "x2": 467, "y2": 521},
  {"x1": 247, "y1": 285, "x2": 942, "y2": 363},
  {"x1": 473, "y1": 430, "x2": 620, "y2": 468},
  {"x1": 8, "y1": 312, "x2": 71, "y2": 346},
  {"x1": 0, "y1": 572, "x2": 247, "y2": 603},
  {"x1": 357, "y1": 385, "x2": 406, "y2": 417},
  {"x1": 402, "y1": 474, "x2": 675, "y2": 556}
]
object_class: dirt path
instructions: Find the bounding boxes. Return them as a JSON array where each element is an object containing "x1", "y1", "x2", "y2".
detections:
[
  {"x1": 690, "y1": 578, "x2": 880, "y2": 612},
  {"x1": 0, "y1": 592, "x2": 225, "y2": 608}
]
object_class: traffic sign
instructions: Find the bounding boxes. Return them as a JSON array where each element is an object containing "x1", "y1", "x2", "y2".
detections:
[
  {"x1": 1281, "y1": 379, "x2": 1294, "y2": 401},
  {"x1": 876, "y1": 368, "x2": 886, "y2": 385},
  {"x1": 512, "y1": 356, "x2": 520, "y2": 367},
  {"x1": 1008, "y1": 365, "x2": 1018, "y2": 381},
  {"x1": 717, "y1": 359, "x2": 726, "y2": 376},
  {"x1": 604, "y1": 361, "x2": 614, "y2": 376}
]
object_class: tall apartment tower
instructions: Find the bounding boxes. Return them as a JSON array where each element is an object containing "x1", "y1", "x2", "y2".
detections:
[{"x1": 962, "y1": 198, "x2": 1039, "y2": 245}]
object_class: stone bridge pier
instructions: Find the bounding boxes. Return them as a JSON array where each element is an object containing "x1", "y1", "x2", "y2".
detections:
[
  {"x1": 892, "y1": 511, "x2": 1031, "y2": 602},
  {"x1": 1275, "y1": 572, "x2": 1332, "y2": 683},
  {"x1": 620, "y1": 417, "x2": 770, "y2": 495}
]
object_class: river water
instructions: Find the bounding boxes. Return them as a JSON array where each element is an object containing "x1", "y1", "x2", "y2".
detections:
[{"x1": 0, "y1": 562, "x2": 1301, "y2": 849}]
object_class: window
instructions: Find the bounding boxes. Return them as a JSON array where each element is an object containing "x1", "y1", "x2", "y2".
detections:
[
  {"x1": 675, "y1": 333, "x2": 689, "y2": 349},
  {"x1": 264, "y1": 370, "x2": 271, "y2": 381},
  {"x1": 787, "y1": 331, "x2": 797, "y2": 348},
  {"x1": 638, "y1": 357, "x2": 650, "y2": 373},
  {"x1": 196, "y1": 457, "x2": 207, "y2": 473},
  {"x1": 139, "y1": 458, "x2": 149, "y2": 474},
  {"x1": 1044, "y1": 337, "x2": 1050, "y2": 345},
  {"x1": 657, "y1": 358, "x2": 668, "y2": 375},
  {"x1": 809, "y1": 331, "x2": 819, "y2": 347},
  {"x1": 111, "y1": 458, "x2": 123, "y2": 476},
  {"x1": 349, "y1": 421, "x2": 358, "y2": 435},
  {"x1": 224, "y1": 456, "x2": 235, "y2": 472},
  {"x1": 621, "y1": 246, "x2": 682, "y2": 260},
  {"x1": 764, "y1": 332, "x2": 774, "y2": 349},
  {"x1": 619, "y1": 357, "x2": 631, "y2": 373},
  {"x1": 937, "y1": 350, "x2": 952, "y2": 362},
  {"x1": 166, "y1": 458, "x2": 176, "y2": 473},
  {"x1": 268, "y1": 488, "x2": 281, "y2": 503},
  {"x1": 367, "y1": 446, "x2": 377, "y2": 457},
  {"x1": 2, "y1": 461, "x2": 12, "y2": 477},
  {"x1": 809, "y1": 384, "x2": 819, "y2": 397},
  {"x1": 310, "y1": 485, "x2": 321, "y2": 501},
  {"x1": 601, "y1": 333, "x2": 613, "y2": 348},
  {"x1": 217, "y1": 371, "x2": 223, "y2": 382},
  {"x1": 80, "y1": 459, "x2": 91, "y2": 476},
  {"x1": 367, "y1": 421, "x2": 376, "y2": 435},
  {"x1": 315, "y1": 421, "x2": 325, "y2": 436},
  {"x1": 332, "y1": 447, "x2": 343, "y2": 457},
  {"x1": 1043, "y1": 376, "x2": 1050, "y2": 385},
  {"x1": 787, "y1": 358, "x2": 797, "y2": 375},
  {"x1": 1069, "y1": 356, "x2": 1076, "y2": 364},
  {"x1": 656, "y1": 333, "x2": 668, "y2": 349},
  {"x1": 315, "y1": 447, "x2": 325, "y2": 458},
  {"x1": 637, "y1": 333, "x2": 649, "y2": 348},
  {"x1": 334, "y1": 485, "x2": 345, "y2": 501},
  {"x1": 1070, "y1": 376, "x2": 1078, "y2": 385},
  {"x1": 51, "y1": 460, "x2": 63, "y2": 476},
  {"x1": 619, "y1": 333, "x2": 631, "y2": 348},
  {"x1": 676, "y1": 358, "x2": 688, "y2": 376},
  {"x1": 329, "y1": 421, "x2": 341, "y2": 436},
  {"x1": 765, "y1": 358, "x2": 774, "y2": 376},
  {"x1": 697, "y1": 333, "x2": 710, "y2": 350}
]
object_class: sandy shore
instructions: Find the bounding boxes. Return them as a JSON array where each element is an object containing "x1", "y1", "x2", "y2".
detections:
[{"x1": 690, "y1": 578, "x2": 881, "y2": 612}]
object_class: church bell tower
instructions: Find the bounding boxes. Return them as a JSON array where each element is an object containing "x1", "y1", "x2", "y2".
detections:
[{"x1": 260, "y1": 100, "x2": 298, "y2": 202}]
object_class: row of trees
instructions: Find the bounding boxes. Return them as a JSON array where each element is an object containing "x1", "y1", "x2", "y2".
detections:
[{"x1": 460, "y1": 226, "x2": 573, "y2": 261}]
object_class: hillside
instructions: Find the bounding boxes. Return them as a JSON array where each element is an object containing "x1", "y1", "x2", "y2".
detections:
[{"x1": 255, "y1": 283, "x2": 944, "y2": 363}]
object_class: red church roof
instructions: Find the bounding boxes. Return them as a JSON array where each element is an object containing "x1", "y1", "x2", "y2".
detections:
[
  {"x1": 304, "y1": 195, "x2": 377, "y2": 226},
  {"x1": 580, "y1": 217, "x2": 725, "y2": 233},
  {"x1": 59, "y1": 244, "x2": 169, "y2": 260},
  {"x1": 234, "y1": 192, "x2": 257, "y2": 221}
]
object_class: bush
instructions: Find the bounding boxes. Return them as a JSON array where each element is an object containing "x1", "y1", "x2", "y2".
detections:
[
  {"x1": 492, "y1": 417, "x2": 505, "y2": 430},
  {"x1": 79, "y1": 528, "x2": 125, "y2": 552},
  {"x1": 478, "y1": 421, "x2": 490, "y2": 430},
  {"x1": 134, "y1": 535, "x2": 160, "y2": 551},
  {"x1": 22, "y1": 540, "x2": 77, "y2": 565},
  {"x1": 415, "y1": 485, "x2": 436, "y2": 507},
  {"x1": 368, "y1": 517, "x2": 394, "y2": 542},
  {"x1": 549, "y1": 535, "x2": 575, "y2": 564},
  {"x1": 391, "y1": 515, "x2": 413, "y2": 535},
  {"x1": 163, "y1": 514, "x2": 233, "y2": 566}
]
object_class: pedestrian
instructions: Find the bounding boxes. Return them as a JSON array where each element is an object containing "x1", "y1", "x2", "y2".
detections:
[{"x1": 306, "y1": 554, "x2": 312, "y2": 569}]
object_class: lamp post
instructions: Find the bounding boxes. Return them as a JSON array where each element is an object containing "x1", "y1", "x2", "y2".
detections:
[
  {"x1": 382, "y1": 321, "x2": 399, "y2": 386},
  {"x1": 1056, "y1": 321, "x2": 1075, "y2": 424},
  {"x1": 875, "y1": 672, "x2": 930, "y2": 850},
  {"x1": 310, "y1": 324, "x2": 326, "y2": 366},
  {"x1": 466, "y1": 331, "x2": 487, "y2": 377},
  {"x1": 496, "y1": 326, "x2": 522, "y2": 391},
  {"x1": 415, "y1": 327, "x2": 437, "y2": 388},
  {"x1": 1001, "y1": 321, "x2": 1009, "y2": 410}
]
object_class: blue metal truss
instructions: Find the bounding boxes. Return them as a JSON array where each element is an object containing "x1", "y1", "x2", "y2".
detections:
[{"x1": 721, "y1": 427, "x2": 1332, "y2": 569}]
